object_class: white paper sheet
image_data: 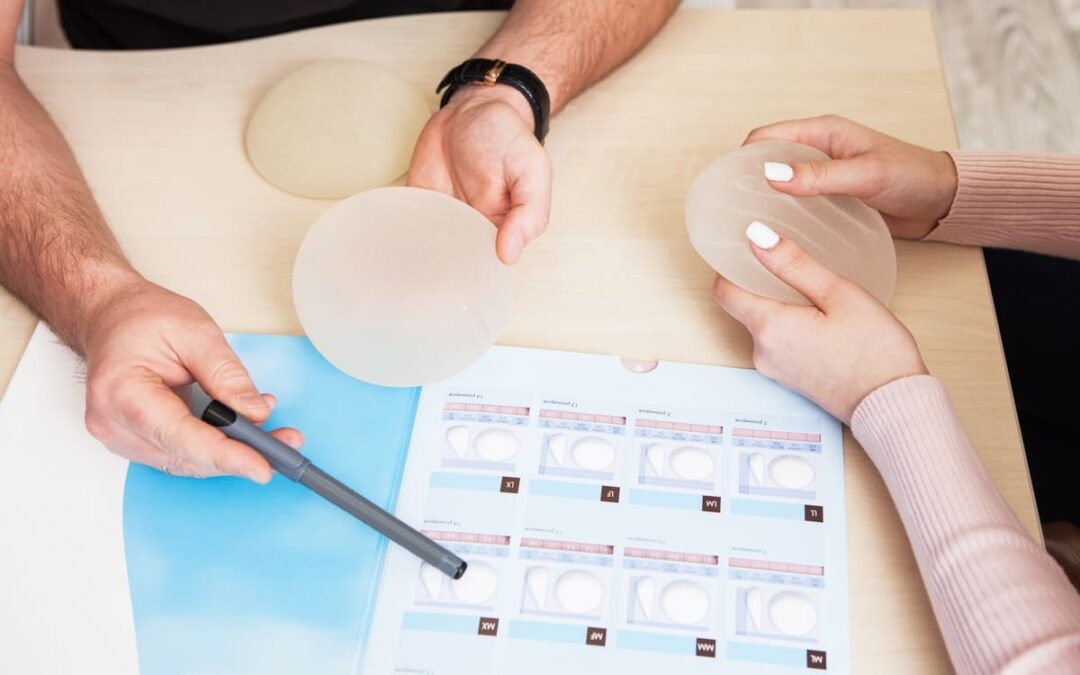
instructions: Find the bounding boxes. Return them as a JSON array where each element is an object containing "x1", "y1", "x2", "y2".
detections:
[
  {"x1": 363, "y1": 346, "x2": 849, "y2": 674},
  {"x1": 0, "y1": 324, "x2": 139, "y2": 674}
]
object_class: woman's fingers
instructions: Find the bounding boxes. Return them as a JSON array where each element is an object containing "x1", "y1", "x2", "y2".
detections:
[
  {"x1": 745, "y1": 221, "x2": 850, "y2": 311},
  {"x1": 711, "y1": 275, "x2": 782, "y2": 331},
  {"x1": 743, "y1": 114, "x2": 877, "y2": 158},
  {"x1": 762, "y1": 156, "x2": 880, "y2": 200}
]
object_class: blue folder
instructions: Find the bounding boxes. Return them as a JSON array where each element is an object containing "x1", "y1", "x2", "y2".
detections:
[{"x1": 123, "y1": 334, "x2": 420, "y2": 674}]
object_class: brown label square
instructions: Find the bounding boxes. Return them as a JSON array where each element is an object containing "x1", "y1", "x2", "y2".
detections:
[
  {"x1": 701, "y1": 495, "x2": 722, "y2": 512},
  {"x1": 600, "y1": 485, "x2": 621, "y2": 503},
  {"x1": 806, "y1": 650, "x2": 827, "y2": 669},
  {"x1": 695, "y1": 638, "x2": 717, "y2": 657},
  {"x1": 500, "y1": 476, "x2": 520, "y2": 494},
  {"x1": 804, "y1": 505, "x2": 824, "y2": 522},
  {"x1": 585, "y1": 626, "x2": 607, "y2": 646},
  {"x1": 477, "y1": 617, "x2": 499, "y2": 636}
]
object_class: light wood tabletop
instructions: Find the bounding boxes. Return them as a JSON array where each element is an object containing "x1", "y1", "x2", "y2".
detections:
[{"x1": 2, "y1": 9, "x2": 1037, "y2": 673}]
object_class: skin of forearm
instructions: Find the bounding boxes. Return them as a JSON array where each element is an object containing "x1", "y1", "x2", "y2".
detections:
[
  {"x1": 476, "y1": 0, "x2": 681, "y2": 113},
  {"x1": 0, "y1": 65, "x2": 141, "y2": 354}
]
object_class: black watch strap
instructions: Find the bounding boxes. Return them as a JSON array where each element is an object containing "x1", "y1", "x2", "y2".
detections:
[{"x1": 437, "y1": 58, "x2": 551, "y2": 143}]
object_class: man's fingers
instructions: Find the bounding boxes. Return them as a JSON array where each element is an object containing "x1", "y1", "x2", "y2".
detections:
[
  {"x1": 115, "y1": 399, "x2": 300, "y2": 478},
  {"x1": 101, "y1": 424, "x2": 202, "y2": 476},
  {"x1": 763, "y1": 157, "x2": 876, "y2": 200},
  {"x1": 181, "y1": 330, "x2": 272, "y2": 424},
  {"x1": 161, "y1": 412, "x2": 275, "y2": 483},
  {"x1": 116, "y1": 376, "x2": 273, "y2": 483},
  {"x1": 745, "y1": 221, "x2": 847, "y2": 310},
  {"x1": 497, "y1": 144, "x2": 552, "y2": 264},
  {"x1": 270, "y1": 427, "x2": 304, "y2": 450},
  {"x1": 711, "y1": 275, "x2": 781, "y2": 331}
]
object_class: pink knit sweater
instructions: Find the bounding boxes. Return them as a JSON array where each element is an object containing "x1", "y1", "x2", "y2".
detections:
[{"x1": 851, "y1": 152, "x2": 1080, "y2": 673}]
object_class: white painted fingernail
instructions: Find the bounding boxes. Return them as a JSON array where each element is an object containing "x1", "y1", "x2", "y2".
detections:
[
  {"x1": 746, "y1": 221, "x2": 780, "y2": 250},
  {"x1": 764, "y1": 162, "x2": 794, "y2": 182}
]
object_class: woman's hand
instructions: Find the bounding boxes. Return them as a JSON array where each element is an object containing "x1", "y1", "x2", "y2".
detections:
[
  {"x1": 714, "y1": 221, "x2": 928, "y2": 423},
  {"x1": 744, "y1": 115, "x2": 958, "y2": 240}
]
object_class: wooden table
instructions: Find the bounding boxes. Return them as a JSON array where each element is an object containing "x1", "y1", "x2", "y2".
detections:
[{"x1": 2, "y1": 9, "x2": 1036, "y2": 673}]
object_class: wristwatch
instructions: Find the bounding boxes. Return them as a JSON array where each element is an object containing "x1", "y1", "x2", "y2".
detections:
[{"x1": 437, "y1": 58, "x2": 551, "y2": 143}]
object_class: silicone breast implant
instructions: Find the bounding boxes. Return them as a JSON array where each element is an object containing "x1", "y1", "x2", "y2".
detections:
[
  {"x1": 245, "y1": 60, "x2": 431, "y2": 199},
  {"x1": 685, "y1": 140, "x2": 896, "y2": 305},
  {"x1": 293, "y1": 187, "x2": 513, "y2": 387}
]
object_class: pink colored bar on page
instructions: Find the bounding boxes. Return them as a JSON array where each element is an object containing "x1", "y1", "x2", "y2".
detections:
[
  {"x1": 444, "y1": 402, "x2": 530, "y2": 417},
  {"x1": 728, "y1": 557, "x2": 823, "y2": 576},
  {"x1": 520, "y1": 538, "x2": 614, "y2": 555},
  {"x1": 733, "y1": 428, "x2": 754, "y2": 437},
  {"x1": 421, "y1": 530, "x2": 511, "y2": 546},
  {"x1": 624, "y1": 547, "x2": 719, "y2": 565},
  {"x1": 636, "y1": 420, "x2": 723, "y2": 435},
  {"x1": 538, "y1": 410, "x2": 627, "y2": 426}
]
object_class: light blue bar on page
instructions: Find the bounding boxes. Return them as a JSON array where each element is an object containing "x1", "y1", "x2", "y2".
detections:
[
  {"x1": 529, "y1": 479, "x2": 598, "y2": 501},
  {"x1": 730, "y1": 498, "x2": 804, "y2": 520},
  {"x1": 616, "y1": 630, "x2": 694, "y2": 655},
  {"x1": 429, "y1": 472, "x2": 501, "y2": 492},
  {"x1": 402, "y1": 611, "x2": 479, "y2": 635},
  {"x1": 507, "y1": 620, "x2": 583, "y2": 644},
  {"x1": 627, "y1": 489, "x2": 701, "y2": 511},
  {"x1": 726, "y1": 641, "x2": 806, "y2": 667}
]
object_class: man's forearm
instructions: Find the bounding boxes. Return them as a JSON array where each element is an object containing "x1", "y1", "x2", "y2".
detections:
[
  {"x1": 476, "y1": 0, "x2": 680, "y2": 113},
  {"x1": 0, "y1": 65, "x2": 141, "y2": 353}
]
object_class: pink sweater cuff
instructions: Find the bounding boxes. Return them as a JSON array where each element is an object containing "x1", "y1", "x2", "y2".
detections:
[{"x1": 925, "y1": 151, "x2": 1080, "y2": 260}]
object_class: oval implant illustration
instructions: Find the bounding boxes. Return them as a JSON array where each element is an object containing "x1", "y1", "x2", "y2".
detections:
[{"x1": 554, "y1": 570, "x2": 604, "y2": 614}]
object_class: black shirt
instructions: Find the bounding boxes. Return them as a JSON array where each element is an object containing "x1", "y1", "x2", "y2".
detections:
[{"x1": 58, "y1": 0, "x2": 514, "y2": 49}]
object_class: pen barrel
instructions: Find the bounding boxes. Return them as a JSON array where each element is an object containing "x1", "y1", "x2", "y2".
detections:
[{"x1": 299, "y1": 465, "x2": 467, "y2": 579}]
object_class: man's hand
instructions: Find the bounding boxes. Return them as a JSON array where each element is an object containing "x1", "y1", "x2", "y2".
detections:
[
  {"x1": 407, "y1": 85, "x2": 552, "y2": 264},
  {"x1": 2, "y1": 5, "x2": 301, "y2": 480},
  {"x1": 82, "y1": 280, "x2": 302, "y2": 481},
  {"x1": 713, "y1": 222, "x2": 928, "y2": 423},
  {"x1": 744, "y1": 115, "x2": 959, "y2": 240},
  {"x1": 406, "y1": 0, "x2": 679, "y2": 262}
]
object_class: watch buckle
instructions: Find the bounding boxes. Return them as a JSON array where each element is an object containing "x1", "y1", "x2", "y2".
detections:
[{"x1": 483, "y1": 60, "x2": 507, "y2": 86}]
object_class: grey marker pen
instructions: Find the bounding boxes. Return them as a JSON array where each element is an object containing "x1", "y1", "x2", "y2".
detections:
[{"x1": 192, "y1": 393, "x2": 467, "y2": 580}]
